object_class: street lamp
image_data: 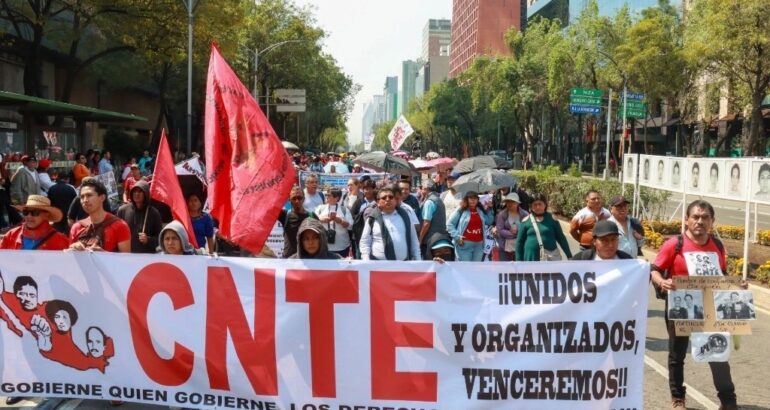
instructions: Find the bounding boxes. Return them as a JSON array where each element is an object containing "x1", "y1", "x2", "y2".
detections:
[
  {"x1": 182, "y1": 0, "x2": 198, "y2": 155},
  {"x1": 252, "y1": 39, "x2": 306, "y2": 120}
]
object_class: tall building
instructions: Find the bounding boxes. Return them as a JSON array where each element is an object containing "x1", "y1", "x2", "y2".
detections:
[
  {"x1": 422, "y1": 19, "x2": 452, "y2": 62},
  {"x1": 400, "y1": 60, "x2": 421, "y2": 115},
  {"x1": 449, "y1": 0, "x2": 524, "y2": 78},
  {"x1": 362, "y1": 95, "x2": 386, "y2": 139},
  {"x1": 527, "y1": 0, "x2": 682, "y2": 27},
  {"x1": 384, "y1": 76, "x2": 398, "y2": 121}
]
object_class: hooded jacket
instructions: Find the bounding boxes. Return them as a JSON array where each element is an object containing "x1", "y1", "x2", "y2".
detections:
[
  {"x1": 158, "y1": 220, "x2": 196, "y2": 255},
  {"x1": 289, "y1": 218, "x2": 341, "y2": 259},
  {"x1": 116, "y1": 180, "x2": 162, "y2": 253}
]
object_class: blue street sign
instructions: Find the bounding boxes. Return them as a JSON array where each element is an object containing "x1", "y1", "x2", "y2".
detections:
[
  {"x1": 626, "y1": 92, "x2": 646, "y2": 100},
  {"x1": 570, "y1": 104, "x2": 601, "y2": 114}
]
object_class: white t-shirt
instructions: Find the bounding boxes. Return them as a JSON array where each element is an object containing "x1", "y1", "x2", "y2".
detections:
[
  {"x1": 315, "y1": 203, "x2": 354, "y2": 252},
  {"x1": 303, "y1": 189, "x2": 325, "y2": 214},
  {"x1": 441, "y1": 190, "x2": 462, "y2": 219}
]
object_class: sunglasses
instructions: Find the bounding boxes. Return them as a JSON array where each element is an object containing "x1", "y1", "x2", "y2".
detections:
[
  {"x1": 378, "y1": 195, "x2": 394, "y2": 200},
  {"x1": 22, "y1": 210, "x2": 44, "y2": 216},
  {"x1": 291, "y1": 196, "x2": 304, "y2": 201}
]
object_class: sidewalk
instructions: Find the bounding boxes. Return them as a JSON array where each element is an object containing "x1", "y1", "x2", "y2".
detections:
[{"x1": 556, "y1": 219, "x2": 770, "y2": 313}]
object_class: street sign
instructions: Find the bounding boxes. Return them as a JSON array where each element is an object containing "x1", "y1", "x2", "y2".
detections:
[
  {"x1": 570, "y1": 96, "x2": 602, "y2": 105},
  {"x1": 625, "y1": 92, "x2": 646, "y2": 100},
  {"x1": 570, "y1": 88, "x2": 603, "y2": 98},
  {"x1": 570, "y1": 104, "x2": 601, "y2": 114},
  {"x1": 276, "y1": 105, "x2": 306, "y2": 112},
  {"x1": 274, "y1": 88, "x2": 306, "y2": 112}
]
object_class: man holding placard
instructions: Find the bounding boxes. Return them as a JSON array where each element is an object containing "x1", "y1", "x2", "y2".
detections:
[{"x1": 651, "y1": 199, "x2": 740, "y2": 410}]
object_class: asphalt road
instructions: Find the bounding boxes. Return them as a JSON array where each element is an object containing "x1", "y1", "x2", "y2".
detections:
[
  {"x1": 3, "y1": 230, "x2": 768, "y2": 410},
  {"x1": 657, "y1": 192, "x2": 770, "y2": 232}
]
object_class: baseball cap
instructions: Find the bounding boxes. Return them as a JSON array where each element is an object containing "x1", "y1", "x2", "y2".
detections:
[
  {"x1": 609, "y1": 196, "x2": 630, "y2": 208},
  {"x1": 21, "y1": 155, "x2": 37, "y2": 163},
  {"x1": 502, "y1": 192, "x2": 520, "y2": 203},
  {"x1": 422, "y1": 179, "x2": 435, "y2": 190},
  {"x1": 593, "y1": 220, "x2": 620, "y2": 238},
  {"x1": 448, "y1": 171, "x2": 461, "y2": 179}
]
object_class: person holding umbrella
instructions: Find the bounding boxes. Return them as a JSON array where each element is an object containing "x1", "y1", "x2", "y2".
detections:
[{"x1": 446, "y1": 191, "x2": 494, "y2": 261}]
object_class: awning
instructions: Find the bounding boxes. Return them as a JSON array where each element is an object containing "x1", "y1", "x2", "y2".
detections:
[{"x1": 0, "y1": 90, "x2": 147, "y2": 123}]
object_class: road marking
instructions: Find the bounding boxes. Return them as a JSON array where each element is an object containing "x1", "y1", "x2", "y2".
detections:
[
  {"x1": 644, "y1": 355, "x2": 719, "y2": 410},
  {"x1": 56, "y1": 399, "x2": 83, "y2": 410}
]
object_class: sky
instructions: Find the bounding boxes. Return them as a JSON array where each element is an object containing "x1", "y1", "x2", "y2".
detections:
[{"x1": 291, "y1": 0, "x2": 452, "y2": 146}]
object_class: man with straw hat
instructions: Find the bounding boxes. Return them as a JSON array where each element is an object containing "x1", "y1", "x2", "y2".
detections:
[{"x1": 0, "y1": 195, "x2": 70, "y2": 250}]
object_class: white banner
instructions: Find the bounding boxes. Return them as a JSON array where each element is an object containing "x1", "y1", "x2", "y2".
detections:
[
  {"x1": 0, "y1": 252, "x2": 649, "y2": 409},
  {"x1": 175, "y1": 156, "x2": 207, "y2": 185},
  {"x1": 363, "y1": 133, "x2": 374, "y2": 152},
  {"x1": 388, "y1": 115, "x2": 414, "y2": 151}
]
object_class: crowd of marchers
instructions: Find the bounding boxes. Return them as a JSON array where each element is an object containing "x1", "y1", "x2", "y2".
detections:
[{"x1": 0, "y1": 151, "x2": 749, "y2": 409}]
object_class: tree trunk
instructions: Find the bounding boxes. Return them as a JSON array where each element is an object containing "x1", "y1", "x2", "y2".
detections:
[{"x1": 746, "y1": 91, "x2": 765, "y2": 156}]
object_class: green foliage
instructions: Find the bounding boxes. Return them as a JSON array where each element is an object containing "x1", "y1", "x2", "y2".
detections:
[
  {"x1": 567, "y1": 163, "x2": 582, "y2": 177},
  {"x1": 512, "y1": 168, "x2": 670, "y2": 217},
  {"x1": 103, "y1": 128, "x2": 146, "y2": 164}
]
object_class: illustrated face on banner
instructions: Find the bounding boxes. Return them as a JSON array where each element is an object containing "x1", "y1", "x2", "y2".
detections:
[
  {"x1": 54, "y1": 310, "x2": 72, "y2": 333},
  {"x1": 756, "y1": 162, "x2": 770, "y2": 201},
  {"x1": 690, "y1": 162, "x2": 701, "y2": 189},
  {"x1": 87, "y1": 327, "x2": 106, "y2": 358},
  {"x1": 642, "y1": 159, "x2": 650, "y2": 182},
  {"x1": 16, "y1": 284, "x2": 38, "y2": 311},
  {"x1": 671, "y1": 161, "x2": 682, "y2": 188}
]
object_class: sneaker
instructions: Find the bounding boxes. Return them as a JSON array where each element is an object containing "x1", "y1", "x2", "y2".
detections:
[
  {"x1": 672, "y1": 397, "x2": 686, "y2": 409},
  {"x1": 718, "y1": 404, "x2": 739, "y2": 410}
]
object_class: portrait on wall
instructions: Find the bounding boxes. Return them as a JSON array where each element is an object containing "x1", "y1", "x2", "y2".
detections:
[
  {"x1": 653, "y1": 157, "x2": 668, "y2": 188},
  {"x1": 688, "y1": 159, "x2": 703, "y2": 194},
  {"x1": 704, "y1": 160, "x2": 723, "y2": 197},
  {"x1": 667, "y1": 289, "x2": 704, "y2": 321},
  {"x1": 641, "y1": 156, "x2": 651, "y2": 185},
  {"x1": 624, "y1": 156, "x2": 635, "y2": 183},
  {"x1": 752, "y1": 161, "x2": 770, "y2": 203},
  {"x1": 723, "y1": 160, "x2": 746, "y2": 200},
  {"x1": 670, "y1": 160, "x2": 682, "y2": 189}
]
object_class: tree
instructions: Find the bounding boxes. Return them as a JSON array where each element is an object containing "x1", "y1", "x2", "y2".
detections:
[{"x1": 686, "y1": 0, "x2": 770, "y2": 156}]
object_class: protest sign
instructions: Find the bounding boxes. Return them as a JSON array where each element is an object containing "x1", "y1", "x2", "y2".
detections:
[
  {"x1": 297, "y1": 171, "x2": 391, "y2": 191},
  {"x1": 672, "y1": 276, "x2": 752, "y2": 335},
  {"x1": 0, "y1": 253, "x2": 649, "y2": 409}
]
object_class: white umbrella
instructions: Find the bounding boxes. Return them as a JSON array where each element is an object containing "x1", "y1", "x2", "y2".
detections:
[
  {"x1": 281, "y1": 140, "x2": 299, "y2": 151},
  {"x1": 425, "y1": 151, "x2": 440, "y2": 160},
  {"x1": 323, "y1": 161, "x2": 349, "y2": 174},
  {"x1": 409, "y1": 159, "x2": 434, "y2": 170}
]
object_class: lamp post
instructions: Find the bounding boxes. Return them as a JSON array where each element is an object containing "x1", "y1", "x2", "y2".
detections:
[
  {"x1": 182, "y1": 0, "x2": 198, "y2": 155},
  {"x1": 253, "y1": 39, "x2": 306, "y2": 120}
]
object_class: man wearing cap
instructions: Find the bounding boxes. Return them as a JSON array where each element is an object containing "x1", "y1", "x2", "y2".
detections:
[
  {"x1": 440, "y1": 171, "x2": 462, "y2": 219},
  {"x1": 569, "y1": 190, "x2": 611, "y2": 250},
  {"x1": 418, "y1": 179, "x2": 447, "y2": 259},
  {"x1": 10, "y1": 155, "x2": 40, "y2": 205},
  {"x1": 36, "y1": 159, "x2": 55, "y2": 195},
  {"x1": 0, "y1": 195, "x2": 70, "y2": 250},
  {"x1": 571, "y1": 220, "x2": 633, "y2": 260},
  {"x1": 607, "y1": 195, "x2": 645, "y2": 257}
]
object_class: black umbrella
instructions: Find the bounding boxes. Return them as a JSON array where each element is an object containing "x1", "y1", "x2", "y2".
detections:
[
  {"x1": 452, "y1": 168, "x2": 518, "y2": 194},
  {"x1": 454, "y1": 155, "x2": 502, "y2": 173},
  {"x1": 353, "y1": 151, "x2": 415, "y2": 175}
]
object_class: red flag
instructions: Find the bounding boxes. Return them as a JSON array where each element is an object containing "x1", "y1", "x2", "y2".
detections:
[
  {"x1": 204, "y1": 43, "x2": 296, "y2": 254},
  {"x1": 150, "y1": 129, "x2": 199, "y2": 248}
]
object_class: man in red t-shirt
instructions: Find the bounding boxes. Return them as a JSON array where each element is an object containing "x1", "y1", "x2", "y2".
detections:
[
  {"x1": 651, "y1": 199, "x2": 742, "y2": 410},
  {"x1": 68, "y1": 179, "x2": 131, "y2": 253}
]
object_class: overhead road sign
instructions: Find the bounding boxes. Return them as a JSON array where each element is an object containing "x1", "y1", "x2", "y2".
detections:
[{"x1": 570, "y1": 104, "x2": 601, "y2": 114}]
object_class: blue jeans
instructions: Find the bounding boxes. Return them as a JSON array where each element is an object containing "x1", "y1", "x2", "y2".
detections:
[{"x1": 456, "y1": 240, "x2": 484, "y2": 261}]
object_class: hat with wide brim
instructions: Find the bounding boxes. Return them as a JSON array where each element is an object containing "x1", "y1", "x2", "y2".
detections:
[{"x1": 13, "y1": 195, "x2": 63, "y2": 222}]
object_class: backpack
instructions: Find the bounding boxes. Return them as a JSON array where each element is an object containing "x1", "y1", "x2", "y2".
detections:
[{"x1": 654, "y1": 234, "x2": 725, "y2": 300}]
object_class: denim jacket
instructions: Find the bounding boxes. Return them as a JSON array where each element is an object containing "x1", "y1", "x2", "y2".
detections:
[{"x1": 446, "y1": 206, "x2": 494, "y2": 242}]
